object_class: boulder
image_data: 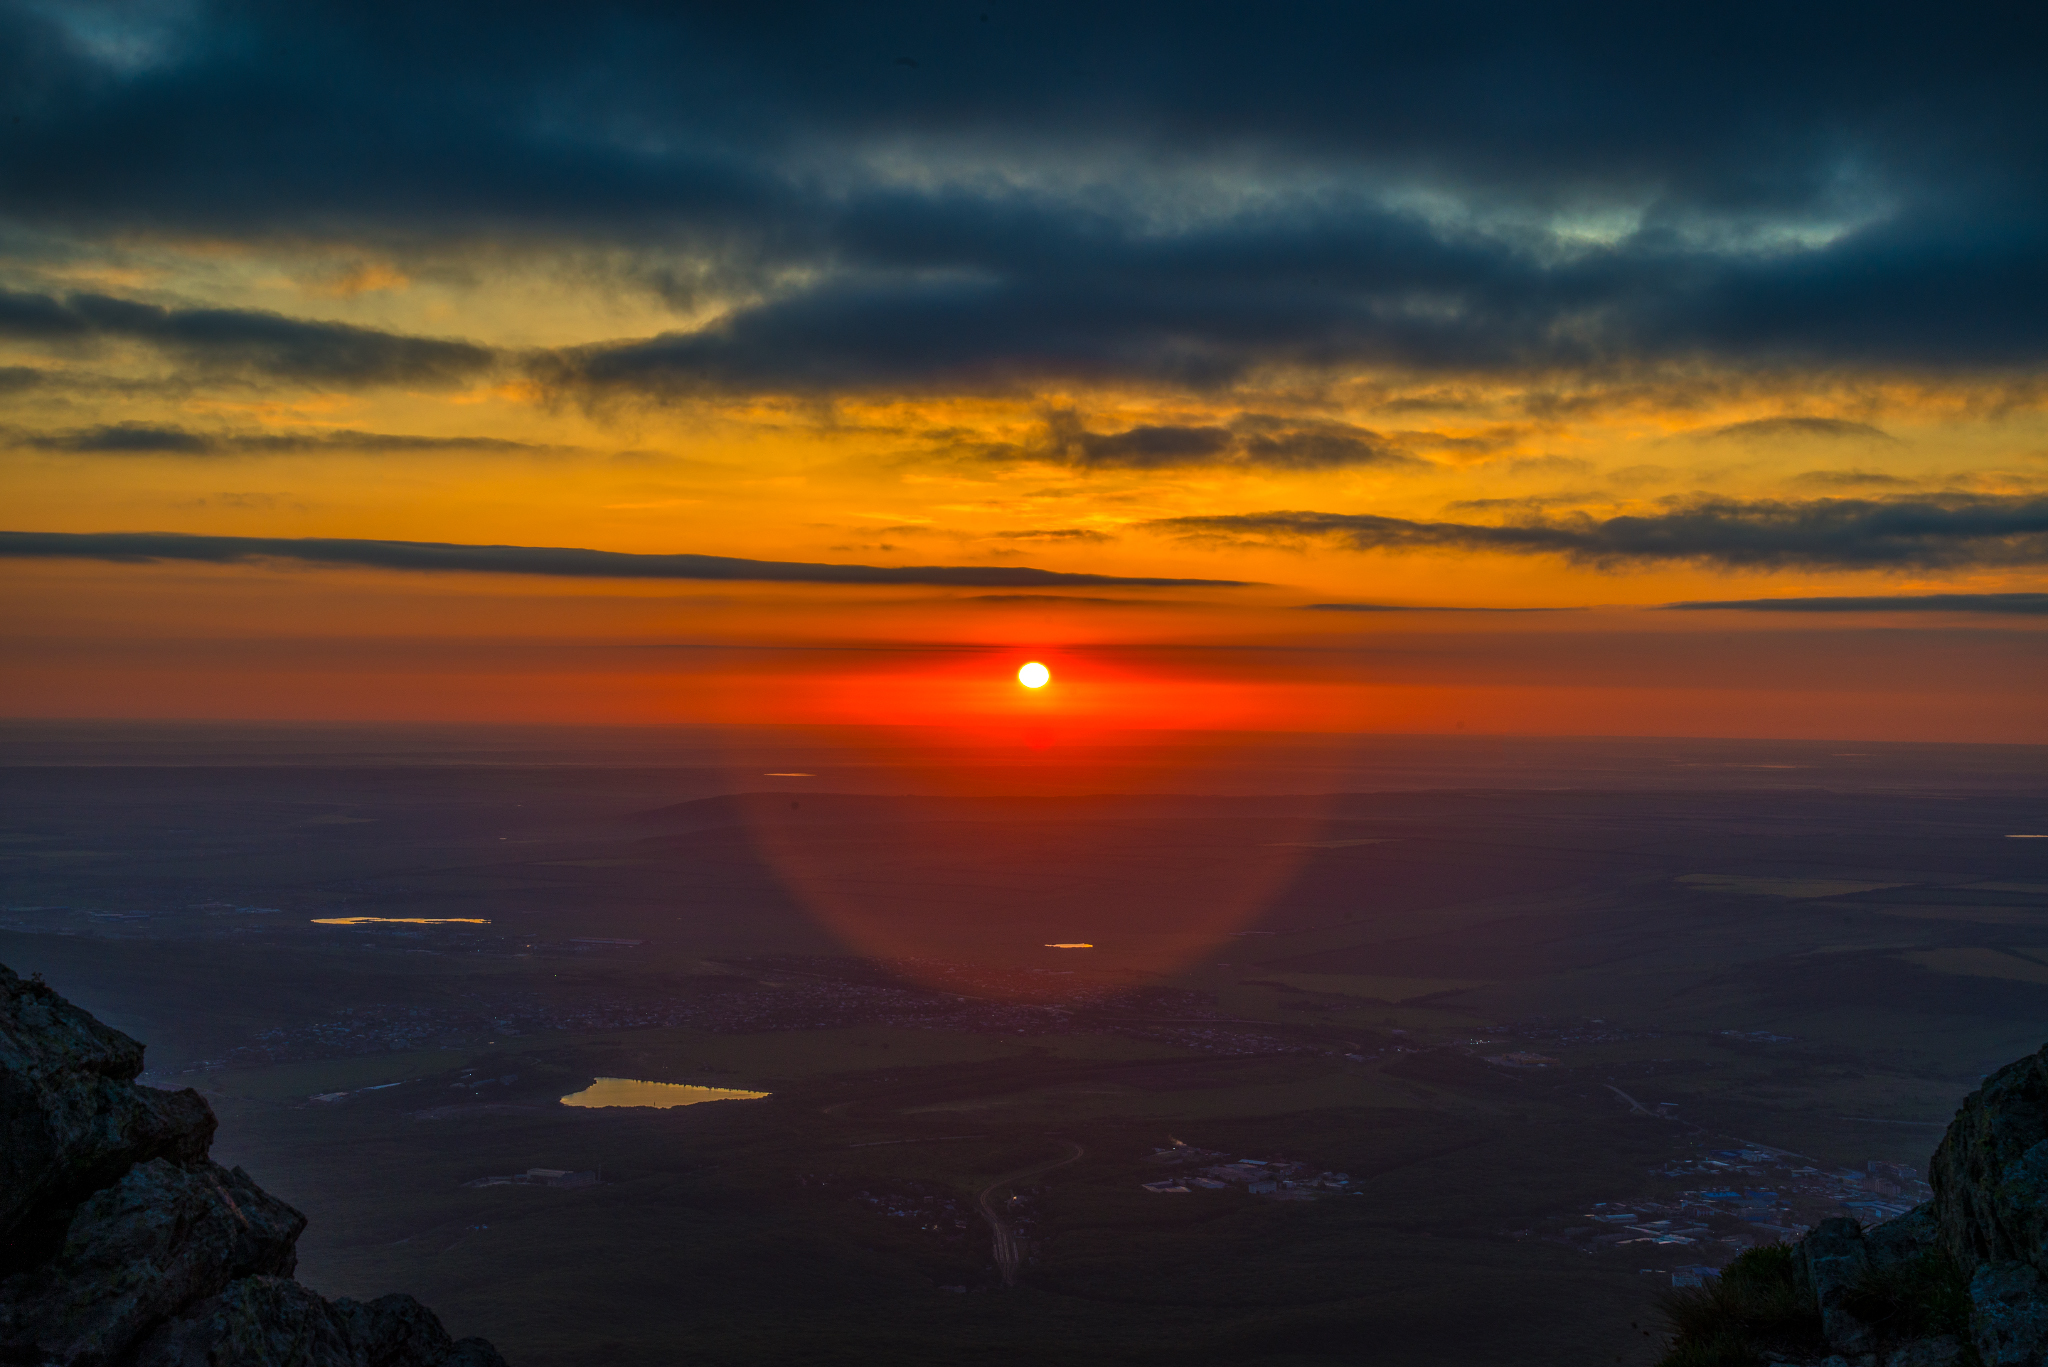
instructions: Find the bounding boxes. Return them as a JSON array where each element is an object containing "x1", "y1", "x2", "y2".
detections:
[
  {"x1": 334, "y1": 1295, "x2": 457, "y2": 1367},
  {"x1": 1, "y1": 965, "x2": 215, "y2": 1271},
  {"x1": 130, "y1": 1277, "x2": 359, "y2": 1367},
  {"x1": 441, "y1": 1342, "x2": 509, "y2": 1367},
  {"x1": 0, "y1": 1159, "x2": 304, "y2": 1366},
  {"x1": 1867, "y1": 1203, "x2": 1941, "y2": 1270},
  {"x1": 1972, "y1": 1261, "x2": 2048, "y2": 1367},
  {"x1": 127, "y1": 1280, "x2": 513, "y2": 1367},
  {"x1": 332, "y1": 1293, "x2": 508, "y2": 1367},
  {"x1": 1886, "y1": 1338, "x2": 1963, "y2": 1367},
  {"x1": 1799, "y1": 1216, "x2": 1877, "y2": 1354},
  {"x1": 0, "y1": 961, "x2": 509, "y2": 1366}
]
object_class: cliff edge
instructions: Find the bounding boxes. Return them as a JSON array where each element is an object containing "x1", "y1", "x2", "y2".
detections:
[
  {"x1": 1, "y1": 962, "x2": 510, "y2": 1367},
  {"x1": 1659, "y1": 1042, "x2": 2048, "y2": 1367}
]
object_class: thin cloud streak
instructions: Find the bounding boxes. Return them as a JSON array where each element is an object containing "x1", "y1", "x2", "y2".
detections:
[
  {"x1": 1301, "y1": 602, "x2": 1580, "y2": 613},
  {"x1": 1148, "y1": 496, "x2": 2048, "y2": 570},
  {"x1": 0, "y1": 530, "x2": 1251, "y2": 588},
  {"x1": 1697, "y1": 417, "x2": 1897, "y2": 443},
  {"x1": 11, "y1": 423, "x2": 563, "y2": 457},
  {"x1": 1664, "y1": 593, "x2": 2048, "y2": 615}
]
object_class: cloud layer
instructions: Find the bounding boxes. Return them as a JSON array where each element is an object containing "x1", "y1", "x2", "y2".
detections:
[
  {"x1": 2, "y1": 2, "x2": 2043, "y2": 393},
  {"x1": 11, "y1": 423, "x2": 555, "y2": 457},
  {"x1": 0, "y1": 289, "x2": 494, "y2": 389},
  {"x1": 1149, "y1": 496, "x2": 2048, "y2": 570},
  {"x1": 0, "y1": 530, "x2": 1248, "y2": 588}
]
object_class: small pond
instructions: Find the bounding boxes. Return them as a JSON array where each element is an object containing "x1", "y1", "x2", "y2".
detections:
[
  {"x1": 310, "y1": 916, "x2": 490, "y2": 925},
  {"x1": 558, "y1": 1077, "x2": 770, "y2": 1109}
]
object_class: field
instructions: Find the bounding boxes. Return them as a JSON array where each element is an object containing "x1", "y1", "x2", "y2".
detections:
[{"x1": 3, "y1": 726, "x2": 2044, "y2": 1366}]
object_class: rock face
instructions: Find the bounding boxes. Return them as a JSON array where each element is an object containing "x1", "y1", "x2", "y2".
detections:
[
  {"x1": 1778, "y1": 1042, "x2": 2048, "y2": 1367},
  {"x1": 1932, "y1": 1044, "x2": 2048, "y2": 1279},
  {"x1": 0, "y1": 963, "x2": 510, "y2": 1367}
]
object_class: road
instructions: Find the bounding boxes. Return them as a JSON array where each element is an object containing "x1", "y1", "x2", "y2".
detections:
[
  {"x1": 1605, "y1": 1083, "x2": 1664, "y2": 1117},
  {"x1": 976, "y1": 1140, "x2": 1084, "y2": 1287}
]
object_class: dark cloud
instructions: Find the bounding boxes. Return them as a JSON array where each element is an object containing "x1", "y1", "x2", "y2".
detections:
[
  {"x1": 1, "y1": 3, "x2": 2041, "y2": 393},
  {"x1": 990, "y1": 411, "x2": 1415, "y2": 471},
  {"x1": 10, "y1": 423, "x2": 559, "y2": 456},
  {"x1": 23, "y1": 423, "x2": 213, "y2": 454},
  {"x1": 527, "y1": 180, "x2": 2048, "y2": 393},
  {"x1": 0, "y1": 530, "x2": 1249, "y2": 588},
  {"x1": 1446, "y1": 493, "x2": 1602, "y2": 511},
  {"x1": 1147, "y1": 494, "x2": 2048, "y2": 570},
  {"x1": 0, "y1": 366, "x2": 48, "y2": 395},
  {"x1": 1664, "y1": 593, "x2": 2048, "y2": 615},
  {"x1": 1785, "y1": 469, "x2": 1918, "y2": 488},
  {"x1": 1071, "y1": 424, "x2": 1234, "y2": 468},
  {"x1": 961, "y1": 594, "x2": 1179, "y2": 606},
  {"x1": 1301, "y1": 602, "x2": 1576, "y2": 613},
  {"x1": 1699, "y1": 417, "x2": 1898, "y2": 443},
  {"x1": 0, "y1": 288, "x2": 495, "y2": 388},
  {"x1": 1230, "y1": 415, "x2": 1419, "y2": 470},
  {"x1": 990, "y1": 528, "x2": 1117, "y2": 543},
  {"x1": 3, "y1": 3, "x2": 2036, "y2": 231}
]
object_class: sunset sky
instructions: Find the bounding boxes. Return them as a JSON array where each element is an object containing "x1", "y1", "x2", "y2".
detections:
[{"x1": 3, "y1": 2, "x2": 2044, "y2": 738}]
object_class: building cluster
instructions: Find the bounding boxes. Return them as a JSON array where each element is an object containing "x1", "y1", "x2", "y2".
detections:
[
  {"x1": 1570, "y1": 1200, "x2": 1719, "y2": 1248},
  {"x1": 1660, "y1": 1148, "x2": 1927, "y2": 1225},
  {"x1": 797, "y1": 1174, "x2": 978, "y2": 1248},
  {"x1": 1477, "y1": 1018, "x2": 1655, "y2": 1047},
  {"x1": 1443, "y1": 1017, "x2": 1799, "y2": 1081},
  {"x1": 1138, "y1": 1141, "x2": 1351, "y2": 1199},
  {"x1": 460, "y1": 1168, "x2": 597, "y2": 1189},
  {"x1": 1548, "y1": 1145, "x2": 1934, "y2": 1271}
]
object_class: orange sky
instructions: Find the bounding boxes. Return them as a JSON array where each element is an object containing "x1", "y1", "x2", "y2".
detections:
[
  {"x1": 4, "y1": 545, "x2": 2043, "y2": 739},
  {"x1": 3, "y1": 35, "x2": 2045, "y2": 743}
]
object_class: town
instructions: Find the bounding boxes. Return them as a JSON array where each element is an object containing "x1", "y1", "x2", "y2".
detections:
[
  {"x1": 1535, "y1": 1141, "x2": 1930, "y2": 1286},
  {"x1": 1137, "y1": 1140, "x2": 1353, "y2": 1198}
]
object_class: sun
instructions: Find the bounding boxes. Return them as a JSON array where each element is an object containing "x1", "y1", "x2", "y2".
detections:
[{"x1": 1017, "y1": 661, "x2": 1051, "y2": 689}]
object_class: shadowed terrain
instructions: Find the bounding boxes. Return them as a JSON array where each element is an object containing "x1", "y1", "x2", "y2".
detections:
[{"x1": 2, "y1": 726, "x2": 2042, "y2": 1365}]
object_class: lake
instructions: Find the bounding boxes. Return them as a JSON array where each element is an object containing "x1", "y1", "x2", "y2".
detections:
[{"x1": 557, "y1": 1078, "x2": 770, "y2": 1109}]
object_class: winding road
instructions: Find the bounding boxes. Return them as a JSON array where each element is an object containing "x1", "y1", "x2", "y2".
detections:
[{"x1": 976, "y1": 1140, "x2": 1084, "y2": 1287}]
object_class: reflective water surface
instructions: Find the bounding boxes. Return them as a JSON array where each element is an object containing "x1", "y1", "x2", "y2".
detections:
[{"x1": 557, "y1": 1077, "x2": 770, "y2": 1109}]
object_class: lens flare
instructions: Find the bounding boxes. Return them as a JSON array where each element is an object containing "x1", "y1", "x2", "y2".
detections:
[{"x1": 1018, "y1": 661, "x2": 1051, "y2": 688}]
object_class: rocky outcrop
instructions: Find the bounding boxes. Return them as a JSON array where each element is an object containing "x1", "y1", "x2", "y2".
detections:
[
  {"x1": 1932, "y1": 1044, "x2": 2048, "y2": 1280},
  {"x1": 1, "y1": 966, "x2": 215, "y2": 1275},
  {"x1": 1769, "y1": 1043, "x2": 2048, "y2": 1367},
  {"x1": 128, "y1": 1282, "x2": 509, "y2": 1367},
  {"x1": 1798, "y1": 1217, "x2": 1880, "y2": 1356},
  {"x1": 0, "y1": 963, "x2": 509, "y2": 1367}
]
